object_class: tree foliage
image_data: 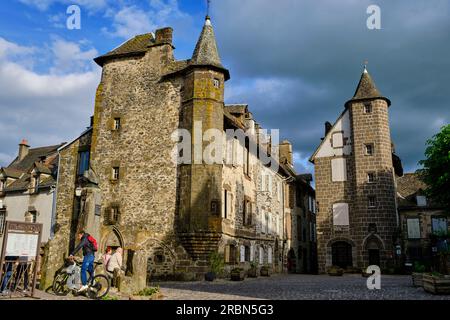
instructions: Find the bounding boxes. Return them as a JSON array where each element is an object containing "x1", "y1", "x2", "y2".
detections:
[{"x1": 418, "y1": 124, "x2": 450, "y2": 211}]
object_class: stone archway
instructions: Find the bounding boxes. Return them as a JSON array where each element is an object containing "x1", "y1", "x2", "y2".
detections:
[
  {"x1": 326, "y1": 238, "x2": 356, "y2": 269},
  {"x1": 363, "y1": 235, "x2": 384, "y2": 267},
  {"x1": 331, "y1": 241, "x2": 353, "y2": 268},
  {"x1": 102, "y1": 227, "x2": 124, "y2": 252},
  {"x1": 137, "y1": 238, "x2": 177, "y2": 283}
]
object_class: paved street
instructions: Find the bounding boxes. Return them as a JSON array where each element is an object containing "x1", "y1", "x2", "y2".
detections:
[{"x1": 154, "y1": 274, "x2": 450, "y2": 300}]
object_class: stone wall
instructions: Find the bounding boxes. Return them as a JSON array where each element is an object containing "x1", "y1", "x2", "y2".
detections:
[{"x1": 40, "y1": 130, "x2": 92, "y2": 290}]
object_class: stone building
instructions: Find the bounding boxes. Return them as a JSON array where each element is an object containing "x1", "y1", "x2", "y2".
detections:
[
  {"x1": 310, "y1": 67, "x2": 403, "y2": 273},
  {"x1": 41, "y1": 17, "x2": 316, "y2": 292},
  {"x1": 397, "y1": 172, "x2": 449, "y2": 267},
  {"x1": 289, "y1": 174, "x2": 317, "y2": 274},
  {"x1": 0, "y1": 140, "x2": 64, "y2": 256},
  {"x1": 0, "y1": 140, "x2": 64, "y2": 244}
]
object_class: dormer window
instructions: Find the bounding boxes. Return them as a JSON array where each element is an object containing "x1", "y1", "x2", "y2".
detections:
[{"x1": 416, "y1": 195, "x2": 427, "y2": 207}]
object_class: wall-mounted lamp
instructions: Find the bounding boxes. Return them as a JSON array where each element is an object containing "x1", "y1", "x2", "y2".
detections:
[{"x1": 75, "y1": 187, "x2": 83, "y2": 197}]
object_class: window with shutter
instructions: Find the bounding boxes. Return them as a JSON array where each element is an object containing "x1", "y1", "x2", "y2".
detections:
[
  {"x1": 333, "y1": 203, "x2": 349, "y2": 226},
  {"x1": 407, "y1": 218, "x2": 421, "y2": 239},
  {"x1": 331, "y1": 158, "x2": 347, "y2": 182}
]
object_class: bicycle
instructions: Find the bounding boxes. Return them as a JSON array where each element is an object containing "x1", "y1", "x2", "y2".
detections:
[{"x1": 52, "y1": 257, "x2": 110, "y2": 299}]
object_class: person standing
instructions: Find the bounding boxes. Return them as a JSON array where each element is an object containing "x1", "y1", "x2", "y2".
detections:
[{"x1": 102, "y1": 247, "x2": 112, "y2": 272}]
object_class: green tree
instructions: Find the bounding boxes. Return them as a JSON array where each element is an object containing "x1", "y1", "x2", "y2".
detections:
[{"x1": 419, "y1": 124, "x2": 450, "y2": 211}]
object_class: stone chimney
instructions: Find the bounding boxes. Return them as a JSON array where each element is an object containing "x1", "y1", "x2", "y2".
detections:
[
  {"x1": 279, "y1": 140, "x2": 293, "y2": 166},
  {"x1": 155, "y1": 27, "x2": 173, "y2": 45},
  {"x1": 18, "y1": 139, "x2": 30, "y2": 161}
]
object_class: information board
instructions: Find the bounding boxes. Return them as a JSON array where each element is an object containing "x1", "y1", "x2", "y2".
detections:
[{"x1": 5, "y1": 233, "x2": 39, "y2": 257}]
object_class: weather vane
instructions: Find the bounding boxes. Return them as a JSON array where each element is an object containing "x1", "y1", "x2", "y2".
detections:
[
  {"x1": 206, "y1": 0, "x2": 211, "y2": 17},
  {"x1": 364, "y1": 59, "x2": 369, "y2": 69}
]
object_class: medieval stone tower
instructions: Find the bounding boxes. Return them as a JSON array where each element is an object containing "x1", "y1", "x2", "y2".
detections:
[
  {"x1": 310, "y1": 67, "x2": 401, "y2": 273},
  {"x1": 177, "y1": 16, "x2": 230, "y2": 259}
]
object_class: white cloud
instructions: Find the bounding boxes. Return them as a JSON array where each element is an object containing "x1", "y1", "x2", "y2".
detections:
[
  {"x1": 19, "y1": 0, "x2": 108, "y2": 12},
  {"x1": 0, "y1": 38, "x2": 35, "y2": 60},
  {"x1": 102, "y1": 6, "x2": 156, "y2": 39},
  {"x1": 293, "y1": 151, "x2": 314, "y2": 174},
  {"x1": 0, "y1": 37, "x2": 100, "y2": 167},
  {"x1": 50, "y1": 38, "x2": 98, "y2": 74},
  {"x1": 103, "y1": 0, "x2": 191, "y2": 39}
]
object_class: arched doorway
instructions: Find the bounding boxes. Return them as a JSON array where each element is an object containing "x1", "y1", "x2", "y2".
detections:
[
  {"x1": 331, "y1": 241, "x2": 353, "y2": 268},
  {"x1": 366, "y1": 239, "x2": 381, "y2": 266},
  {"x1": 103, "y1": 228, "x2": 124, "y2": 251}
]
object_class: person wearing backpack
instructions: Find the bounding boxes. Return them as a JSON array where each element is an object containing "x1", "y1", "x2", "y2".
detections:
[{"x1": 69, "y1": 230, "x2": 97, "y2": 293}]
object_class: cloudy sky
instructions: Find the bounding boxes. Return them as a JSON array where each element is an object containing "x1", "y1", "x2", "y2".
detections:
[{"x1": 0, "y1": 0, "x2": 449, "y2": 175}]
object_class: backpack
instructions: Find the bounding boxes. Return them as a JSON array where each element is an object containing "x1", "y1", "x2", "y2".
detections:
[{"x1": 87, "y1": 235, "x2": 98, "y2": 252}]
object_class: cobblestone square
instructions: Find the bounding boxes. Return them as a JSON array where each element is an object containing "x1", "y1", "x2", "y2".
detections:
[{"x1": 154, "y1": 274, "x2": 450, "y2": 300}]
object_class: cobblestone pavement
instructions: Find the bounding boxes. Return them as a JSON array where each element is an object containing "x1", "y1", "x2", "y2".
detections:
[
  {"x1": 2, "y1": 274, "x2": 450, "y2": 300},
  {"x1": 154, "y1": 274, "x2": 450, "y2": 300}
]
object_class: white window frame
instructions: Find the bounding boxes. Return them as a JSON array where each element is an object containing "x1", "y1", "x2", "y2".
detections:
[
  {"x1": 112, "y1": 167, "x2": 120, "y2": 180},
  {"x1": 113, "y1": 118, "x2": 121, "y2": 130}
]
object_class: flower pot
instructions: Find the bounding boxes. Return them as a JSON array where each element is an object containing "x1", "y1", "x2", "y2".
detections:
[
  {"x1": 327, "y1": 267, "x2": 344, "y2": 276},
  {"x1": 205, "y1": 272, "x2": 216, "y2": 282},
  {"x1": 260, "y1": 266, "x2": 270, "y2": 277},
  {"x1": 247, "y1": 267, "x2": 258, "y2": 278},
  {"x1": 412, "y1": 273, "x2": 424, "y2": 287},
  {"x1": 423, "y1": 274, "x2": 450, "y2": 294},
  {"x1": 230, "y1": 268, "x2": 245, "y2": 281}
]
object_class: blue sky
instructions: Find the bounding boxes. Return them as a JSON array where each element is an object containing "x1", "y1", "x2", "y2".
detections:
[{"x1": 0, "y1": 0, "x2": 449, "y2": 176}]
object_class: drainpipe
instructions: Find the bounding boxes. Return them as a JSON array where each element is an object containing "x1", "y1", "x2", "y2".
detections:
[{"x1": 50, "y1": 149, "x2": 62, "y2": 239}]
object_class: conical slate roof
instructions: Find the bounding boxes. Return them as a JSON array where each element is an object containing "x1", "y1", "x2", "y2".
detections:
[
  {"x1": 346, "y1": 67, "x2": 390, "y2": 107},
  {"x1": 190, "y1": 16, "x2": 230, "y2": 80}
]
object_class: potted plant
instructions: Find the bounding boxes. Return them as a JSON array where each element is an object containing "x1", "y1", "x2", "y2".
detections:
[
  {"x1": 205, "y1": 252, "x2": 224, "y2": 282},
  {"x1": 412, "y1": 262, "x2": 426, "y2": 287},
  {"x1": 423, "y1": 272, "x2": 450, "y2": 294},
  {"x1": 327, "y1": 266, "x2": 344, "y2": 276},
  {"x1": 247, "y1": 262, "x2": 258, "y2": 278},
  {"x1": 260, "y1": 265, "x2": 271, "y2": 277},
  {"x1": 361, "y1": 267, "x2": 372, "y2": 278},
  {"x1": 422, "y1": 232, "x2": 450, "y2": 294},
  {"x1": 230, "y1": 267, "x2": 246, "y2": 281}
]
